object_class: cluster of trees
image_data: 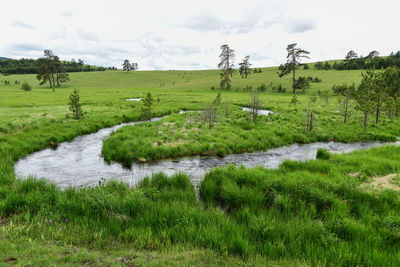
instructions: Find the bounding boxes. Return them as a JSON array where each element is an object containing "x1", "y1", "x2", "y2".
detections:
[
  {"x1": 122, "y1": 60, "x2": 139, "y2": 71},
  {"x1": 218, "y1": 45, "x2": 264, "y2": 90},
  {"x1": 0, "y1": 57, "x2": 106, "y2": 75},
  {"x1": 332, "y1": 67, "x2": 400, "y2": 130},
  {"x1": 315, "y1": 50, "x2": 400, "y2": 70},
  {"x1": 37, "y1": 50, "x2": 70, "y2": 90}
]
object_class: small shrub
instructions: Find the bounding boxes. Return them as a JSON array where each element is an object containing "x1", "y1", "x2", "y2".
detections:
[
  {"x1": 272, "y1": 84, "x2": 286, "y2": 93},
  {"x1": 21, "y1": 81, "x2": 32, "y2": 91},
  {"x1": 291, "y1": 95, "x2": 298, "y2": 105},
  {"x1": 257, "y1": 83, "x2": 267, "y2": 92},
  {"x1": 316, "y1": 148, "x2": 330, "y2": 160}
]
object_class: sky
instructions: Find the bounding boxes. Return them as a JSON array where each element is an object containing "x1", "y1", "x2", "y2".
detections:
[{"x1": 1, "y1": 0, "x2": 399, "y2": 70}]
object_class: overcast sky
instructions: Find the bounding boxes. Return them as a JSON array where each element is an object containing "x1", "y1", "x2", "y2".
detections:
[{"x1": 1, "y1": 0, "x2": 399, "y2": 70}]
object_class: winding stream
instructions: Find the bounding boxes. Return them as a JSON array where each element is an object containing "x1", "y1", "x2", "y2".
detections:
[{"x1": 15, "y1": 111, "x2": 400, "y2": 189}]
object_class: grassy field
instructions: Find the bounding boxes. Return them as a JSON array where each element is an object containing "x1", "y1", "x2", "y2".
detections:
[{"x1": 1, "y1": 67, "x2": 400, "y2": 265}]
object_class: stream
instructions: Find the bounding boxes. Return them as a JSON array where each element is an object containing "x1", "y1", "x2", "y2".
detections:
[{"x1": 14, "y1": 111, "x2": 400, "y2": 189}]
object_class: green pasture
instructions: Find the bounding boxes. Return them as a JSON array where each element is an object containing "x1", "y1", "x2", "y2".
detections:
[{"x1": 0, "y1": 66, "x2": 399, "y2": 265}]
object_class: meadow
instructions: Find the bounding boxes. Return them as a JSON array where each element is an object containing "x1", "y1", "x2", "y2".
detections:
[{"x1": 1, "y1": 66, "x2": 400, "y2": 265}]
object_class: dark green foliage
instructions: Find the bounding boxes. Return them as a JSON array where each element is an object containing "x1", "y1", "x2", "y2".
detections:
[
  {"x1": 323, "y1": 61, "x2": 332, "y2": 70},
  {"x1": 271, "y1": 84, "x2": 286, "y2": 93},
  {"x1": 294, "y1": 76, "x2": 310, "y2": 92},
  {"x1": 213, "y1": 93, "x2": 221, "y2": 105},
  {"x1": 218, "y1": 44, "x2": 235, "y2": 90},
  {"x1": 290, "y1": 95, "x2": 298, "y2": 105},
  {"x1": 332, "y1": 83, "x2": 356, "y2": 95},
  {"x1": 239, "y1": 56, "x2": 251, "y2": 78},
  {"x1": 314, "y1": 61, "x2": 323, "y2": 70},
  {"x1": 309, "y1": 76, "x2": 321, "y2": 83},
  {"x1": 0, "y1": 57, "x2": 104, "y2": 75},
  {"x1": 20, "y1": 81, "x2": 31, "y2": 91},
  {"x1": 256, "y1": 83, "x2": 267, "y2": 92},
  {"x1": 141, "y1": 92, "x2": 154, "y2": 121},
  {"x1": 68, "y1": 89, "x2": 84, "y2": 119},
  {"x1": 331, "y1": 50, "x2": 400, "y2": 70},
  {"x1": 37, "y1": 50, "x2": 70, "y2": 89},
  {"x1": 316, "y1": 148, "x2": 330, "y2": 160}
]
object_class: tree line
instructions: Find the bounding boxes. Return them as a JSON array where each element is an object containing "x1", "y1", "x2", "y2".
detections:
[
  {"x1": 331, "y1": 67, "x2": 400, "y2": 131},
  {"x1": 314, "y1": 50, "x2": 400, "y2": 70},
  {"x1": 0, "y1": 56, "x2": 107, "y2": 75}
]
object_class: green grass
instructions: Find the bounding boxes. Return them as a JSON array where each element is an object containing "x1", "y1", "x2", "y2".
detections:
[
  {"x1": 2, "y1": 146, "x2": 400, "y2": 265},
  {"x1": 102, "y1": 93, "x2": 399, "y2": 164},
  {"x1": 0, "y1": 67, "x2": 399, "y2": 265}
]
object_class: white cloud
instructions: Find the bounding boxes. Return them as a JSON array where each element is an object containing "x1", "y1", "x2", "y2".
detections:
[{"x1": 10, "y1": 20, "x2": 35, "y2": 29}]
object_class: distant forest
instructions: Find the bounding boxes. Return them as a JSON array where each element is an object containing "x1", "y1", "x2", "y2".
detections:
[
  {"x1": 314, "y1": 50, "x2": 400, "y2": 70},
  {"x1": 0, "y1": 58, "x2": 112, "y2": 74}
]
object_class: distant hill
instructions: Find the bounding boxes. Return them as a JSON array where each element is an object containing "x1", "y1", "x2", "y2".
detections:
[{"x1": 0, "y1": 57, "x2": 11, "y2": 60}]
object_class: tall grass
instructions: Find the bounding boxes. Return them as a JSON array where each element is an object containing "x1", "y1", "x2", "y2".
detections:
[
  {"x1": 2, "y1": 146, "x2": 400, "y2": 265},
  {"x1": 103, "y1": 102, "x2": 400, "y2": 165}
]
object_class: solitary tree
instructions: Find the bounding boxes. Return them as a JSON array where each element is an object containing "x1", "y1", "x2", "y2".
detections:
[
  {"x1": 345, "y1": 50, "x2": 358, "y2": 61},
  {"x1": 68, "y1": 88, "x2": 84, "y2": 119},
  {"x1": 122, "y1": 60, "x2": 131, "y2": 71},
  {"x1": 239, "y1": 55, "x2": 252, "y2": 78},
  {"x1": 249, "y1": 91, "x2": 262, "y2": 122},
  {"x1": 218, "y1": 44, "x2": 235, "y2": 90},
  {"x1": 141, "y1": 92, "x2": 154, "y2": 121},
  {"x1": 223, "y1": 100, "x2": 231, "y2": 118},
  {"x1": 279, "y1": 43, "x2": 310, "y2": 94},
  {"x1": 335, "y1": 83, "x2": 355, "y2": 124},
  {"x1": 37, "y1": 57, "x2": 54, "y2": 89},
  {"x1": 367, "y1": 50, "x2": 379, "y2": 58},
  {"x1": 306, "y1": 95, "x2": 317, "y2": 132},
  {"x1": 355, "y1": 74, "x2": 375, "y2": 131}
]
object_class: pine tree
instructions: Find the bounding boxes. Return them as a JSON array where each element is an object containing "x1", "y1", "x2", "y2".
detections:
[
  {"x1": 141, "y1": 92, "x2": 154, "y2": 121},
  {"x1": 122, "y1": 60, "x2": 131, "y2": 71},
  {"x1": 279, "y1": 43, "x2": 310, "y2": 94},
  {"x1": 68, "y1": 89, "x2": 84, "y2": 119},
  {"x1": 239, "y1": 56, "x2": 251, "y2": 78},
  {"x1": 218, "y1": 44, "x2": 235, "y2": 90}
]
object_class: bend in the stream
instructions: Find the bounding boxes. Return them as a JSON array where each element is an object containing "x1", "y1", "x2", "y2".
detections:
[{"x1": 14, "y1": 109, "x2": 400, "y2": 189}]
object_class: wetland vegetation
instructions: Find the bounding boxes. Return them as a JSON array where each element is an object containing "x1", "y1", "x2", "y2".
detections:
[{"x1": 1, "y1": 59, "x2": 400, "y2": 265}]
